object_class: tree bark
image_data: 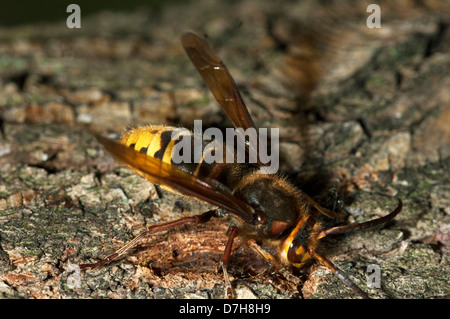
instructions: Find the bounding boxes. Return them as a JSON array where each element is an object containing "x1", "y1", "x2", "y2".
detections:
[{"x1": 0, "y1": 0, "x2": 448, "y2": 299}]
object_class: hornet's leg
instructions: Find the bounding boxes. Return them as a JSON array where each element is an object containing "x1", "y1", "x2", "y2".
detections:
[
  {"x1": 80, "y1": 210, "x2": 216, "y2": 270},
  {"x1": 307, "y1": 198, "x2": 403, "y2": 298},
  {"x1": 306, "y1": 247, "x2": 369, "y2": 299},
  {"x1": 220, "y1": 226, "x2": 238, "y2": 299}
]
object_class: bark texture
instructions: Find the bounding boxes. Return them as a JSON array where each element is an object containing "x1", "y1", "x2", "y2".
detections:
[{"x1": 0, "y1": 0, "x2": 449, "y2": 299}]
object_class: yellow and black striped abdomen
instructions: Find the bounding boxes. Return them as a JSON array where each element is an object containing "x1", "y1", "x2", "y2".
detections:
[
  {"x1": 120, "y1": 125, "x2": 232, "y2": 185},
  {"x1": 121, "y1": 125, "x2": 183, "y2": 164}
]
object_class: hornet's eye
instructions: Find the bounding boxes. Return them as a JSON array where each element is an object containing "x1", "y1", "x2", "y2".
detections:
[{"x1": 271, "y1": 220, "x2": 290, "y2": 236}]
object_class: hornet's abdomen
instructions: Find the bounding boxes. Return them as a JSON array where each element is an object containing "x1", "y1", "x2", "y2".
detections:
[
  {"x1": 122, "y1": 125, "x2": 184, "y2": 165},
  {"x1": 120, "y1": 125, "x2": 236, "y2": 189}
]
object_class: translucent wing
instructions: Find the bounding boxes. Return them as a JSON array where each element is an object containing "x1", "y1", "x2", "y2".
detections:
[
  {"x1": 181, "y1": 32, "x2": 262, "y2": 166},
  {"x1": 95, "y1": 134, "x2": 254, "y2": 223}
]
